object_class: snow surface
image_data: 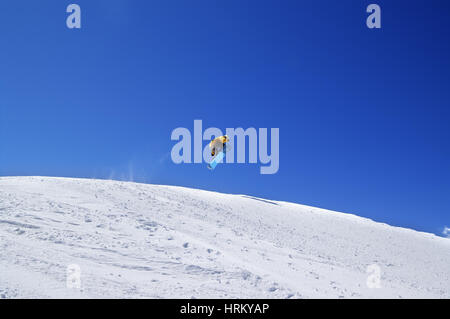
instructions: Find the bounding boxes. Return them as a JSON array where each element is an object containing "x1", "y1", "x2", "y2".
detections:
[{"x1": 0, "y1": 176, "x2": 448, "y2": 298}]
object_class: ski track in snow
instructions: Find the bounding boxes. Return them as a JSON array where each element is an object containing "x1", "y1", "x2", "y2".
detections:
[{"x1": 0, "y1": 176, "x2": 448, "y2": 298}]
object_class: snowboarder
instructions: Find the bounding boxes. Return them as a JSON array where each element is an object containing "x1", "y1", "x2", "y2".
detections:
[{"x1": 208, "y1": 135, "x2": 229, "y2": 170}]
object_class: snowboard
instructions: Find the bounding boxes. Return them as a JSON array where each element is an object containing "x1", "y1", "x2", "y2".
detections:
[
  {"x1": 207, "y1": 150, "x2": 225, "y2": 170},
  {"x1": 207, "y1": 144, "x2": 230, "y2": 170}
]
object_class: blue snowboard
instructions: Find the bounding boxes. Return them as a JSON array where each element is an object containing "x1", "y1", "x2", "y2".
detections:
[{"x1": 207, "y1": 151, "x2": 225, "y2": 170}]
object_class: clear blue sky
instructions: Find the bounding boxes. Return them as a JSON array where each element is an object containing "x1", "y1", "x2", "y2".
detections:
[{"x1": 1, "y1": 1, "x2": 449, "y2": 236}]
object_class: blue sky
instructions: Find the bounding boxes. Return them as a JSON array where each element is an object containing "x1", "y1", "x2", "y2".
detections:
[{"x1": 0, "y1": 1, "x2": 449, "y2": 237}]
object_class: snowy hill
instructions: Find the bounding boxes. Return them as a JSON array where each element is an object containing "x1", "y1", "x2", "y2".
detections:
[{"x1": 0, "y1": 176, "x2": 448, "y2": 298}]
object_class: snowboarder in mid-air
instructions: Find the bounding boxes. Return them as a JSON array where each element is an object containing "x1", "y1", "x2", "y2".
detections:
[{"x1": 208, "y1": 135, "x2": 229, "y2": 170}]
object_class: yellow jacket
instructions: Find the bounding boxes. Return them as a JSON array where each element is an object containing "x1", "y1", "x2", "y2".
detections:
[{"x1": 209, "y1": 135, "x2": 229, "y2": 156}]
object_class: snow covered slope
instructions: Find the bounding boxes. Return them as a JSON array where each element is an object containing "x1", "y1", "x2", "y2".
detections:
[{"x1": 0, "y1": 176, "x2": 448, "y2": 298}]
